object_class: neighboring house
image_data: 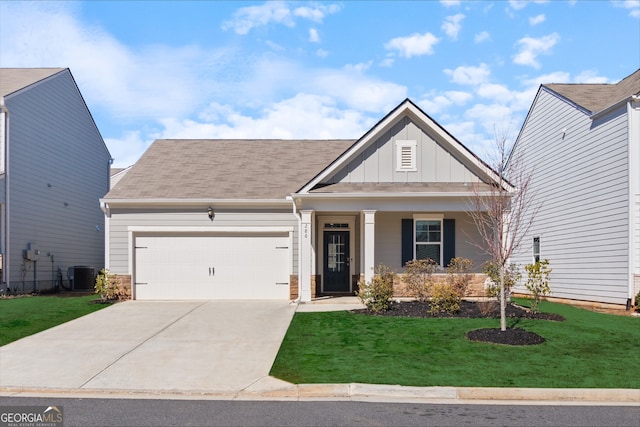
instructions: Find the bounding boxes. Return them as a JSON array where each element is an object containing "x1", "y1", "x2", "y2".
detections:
[
  {"x1": 101, "y1": 99, "x2": 507, "y2": 301},
  {"x1": 510, "y1": 69, "x2": 640, "y2": 308},
  {"x1": 0, "y1": 68, "x2": 112, "y2": 292}
]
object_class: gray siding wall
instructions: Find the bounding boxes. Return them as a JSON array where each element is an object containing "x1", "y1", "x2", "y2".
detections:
[
  {"x1": 6, "y1": 71, "x2": 110, "y2": 291},
  {"x1": 328, "y1": 117, "x2": 481, "y2": 184},
  {"x1": 375, "y1": 211, "x2": 490, "y2": 272},
  {"x1": 510, "y1": 89, "x2": 630, "y2": 305},
  {"x1": 107, "y1": 207, "x2": 298, "y2": 275}
]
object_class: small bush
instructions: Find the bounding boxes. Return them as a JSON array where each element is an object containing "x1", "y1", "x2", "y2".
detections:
[
  {"x1": 635, "y1": 291, "x2": 640, "y2": 313},
  {"x1": 446, "y1": 257, "x2": 473, "y2": 298},
  {"x1": 94, "y1": 269, "x2": 124, "y2": 301},
  {"x1": 429, "y1": 281, "x2": 461, "y2": 315},
  {"x1": 404, "y1": 258, "x2": 439, "y2": 302},
  {"x1": 357, "y1": 264, "x2": 395, "y2": 312},
  {"x1": 524, "y1": 259, "x2": 552, "y2": 313},
  {"x1": 483, "y1": 261, "x2": 520, "y2": 301}
]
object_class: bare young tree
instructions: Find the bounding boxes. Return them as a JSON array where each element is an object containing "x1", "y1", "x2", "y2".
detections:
[{"x1": 467, "y1": 133, "x2": 540, "y2": 331}]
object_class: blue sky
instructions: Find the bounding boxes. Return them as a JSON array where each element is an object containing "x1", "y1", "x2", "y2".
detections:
[{"x1": 1, "y1": 1, "x2": 639, "y2": 167}]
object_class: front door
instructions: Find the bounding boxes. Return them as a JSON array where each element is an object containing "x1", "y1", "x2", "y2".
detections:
[{"x1": 323, "y1": 230, "x2": 350, "y2": 292}]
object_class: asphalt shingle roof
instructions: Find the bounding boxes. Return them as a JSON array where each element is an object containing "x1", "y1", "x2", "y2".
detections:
[
  {"x1": 0, "y1": 68, "x2": 65, "y2": 97},
  {"x1": 105, "y1": 139, "x2": 355, "y2": 200},
  {"x1": 544, "y1": 69, "x2": 640, "y2": 113}
]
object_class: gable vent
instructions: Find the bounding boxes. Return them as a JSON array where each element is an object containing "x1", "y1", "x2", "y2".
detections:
[{"x1": 396, "y1": 140, "x2": 417, "y2": 171}]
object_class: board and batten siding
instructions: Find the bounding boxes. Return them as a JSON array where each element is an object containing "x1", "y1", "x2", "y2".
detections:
[
  {"x1": 5, "y1": 70, "x2": 110, "y2": 291},
  {"x1": 106, "y1": 207, "x2": 298, "y2": 275},
  {"x1": 510, "y1": 88, "x2": 630, "y2": 305},
  {"x1": 327, "y1": 117, "x2": 482, "y2": 184}
]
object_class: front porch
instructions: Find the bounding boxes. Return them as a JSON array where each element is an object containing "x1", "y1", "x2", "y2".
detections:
[{"x1": 294, "y1": 209, "x2": 491, "y2": 302}]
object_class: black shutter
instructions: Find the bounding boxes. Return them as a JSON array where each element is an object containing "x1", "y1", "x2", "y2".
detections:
[
  {"x1": 401, "y1": 219, "x2": 413, "y2": 267},
  {"x1": 443, "y1": 218, "x2": 455, "y2": 267}
]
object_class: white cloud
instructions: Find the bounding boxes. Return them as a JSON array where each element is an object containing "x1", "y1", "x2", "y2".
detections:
[
  {"x1": 344, "y1": 61, "x2": 373, "y2": 73},
  {"x1": 222, "y1": 1, "x2": 341, "y2": 35},
  {"x1": 384, "y1": 32, "x2": 440, "y2": 58},
  {"x1": 529, "y1": 14, "x2": 546, "y2": 25},
  {"x1": 444, "y1": 63, "x2": 491, "y2": 85},
  {"x1": 105, "y1": 131, "x2": 153, "y2": 168},
  {"x1": 309, "y1": 28, "x2": 320, "y2": 43},
  {"x1": 419, "y1": 90, "x2": 473, "y2": 115},
  {"x1": 477, "y1": 83, "x2": 513, "y2": 103},
  {"x1": 613, "y1": 0, "x2": 640, "y2": 18},
  {"x1": 316, "y1": 48, "x2": 329, "y2": 58},
  {"x1": 293, "y1": 4, "x2": 341, "y2": 22},
  {"x1": 159, "y1": 94, "x2": 374, "y2": 141},
  {"x1": 513, "y1": 32, "x2": 560, "y2": 68},
  {"x1": 440, "y1": 0, "x2": 461, "y2": 7},
  {"x1": 441, "y1": 14, "x2": 465, "y2": 40},
  {"x1": 474, "y1": 31, "x2": 490, "y2": 43},
  {"x1": 574, "y1": 70, "x2": 609, "y2": 83},
  {"x1": 508, "y1": 0, "x2": 550, "y2": 11}
]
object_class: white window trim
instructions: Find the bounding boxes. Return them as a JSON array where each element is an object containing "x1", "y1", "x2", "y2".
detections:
[
  {"x1": 396, "y1": 140, "x2": 417, "y2": 172},
  {"x1": 533, "y1": 236, "x2": 540, "y2": 263},
  {"x1": 413, "y1": 214, "x2": 444, "y2": 266}
]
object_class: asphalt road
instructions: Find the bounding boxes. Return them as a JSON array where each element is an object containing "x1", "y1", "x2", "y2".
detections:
[{"x1": 1, "y1": 397, "x2": 638, "y2": 427}]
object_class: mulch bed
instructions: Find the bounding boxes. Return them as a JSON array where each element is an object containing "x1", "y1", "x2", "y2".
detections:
[{"x1": 351, "y1": 300, "x2": 565, "y2": 346}]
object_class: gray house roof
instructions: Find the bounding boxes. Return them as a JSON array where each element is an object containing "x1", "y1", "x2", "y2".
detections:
[
  {"x1": 545, "y1": 69, "x2": 640, "y2": 113},
  {"x1": 0, "y1": 68, "x2": 66, "y2": 97},
  {"x1": 105, "y1": 139, "x2": 355, "y2": 200}
]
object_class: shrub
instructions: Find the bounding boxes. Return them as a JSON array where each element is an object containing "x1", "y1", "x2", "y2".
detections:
[
  {"x1": 94, "y1": 269, "x2": 123, "y2": 301},
  {"x1": 524, "y1": 259, "x2": 552, "y2": 313},
  {"x1": 636, "y1": 291, "x2": 640, "y2": 313},
  {"x1": 357, "y1": 264, "x2": 395, "y2": 312},
  {"x1": 404, "y1": 258, "x2": 439, "y2": 302},
  {"x1": 446, "y1": 257, "x2": 473, "y2": 298},
  {"x1": 429, "y1": 281, "x2": 461, "y2": 315},
  {"x1": 483, "y1": 261, "x2": 520, "y2": 301}
]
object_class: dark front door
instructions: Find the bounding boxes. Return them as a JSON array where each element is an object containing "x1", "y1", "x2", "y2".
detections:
[{"x1": 323, "y1": 230, "x2": 350, "y2": 292}]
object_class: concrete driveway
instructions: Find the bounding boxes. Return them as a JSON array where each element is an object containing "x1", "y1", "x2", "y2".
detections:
[{"x1": 0, "y1": 300, "x2": 295, "y2": 394}]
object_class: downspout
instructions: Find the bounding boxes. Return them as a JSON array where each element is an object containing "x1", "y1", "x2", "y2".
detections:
[
  {"x1": 100, "y1": 201, "x2": 111, "y2": 271},
  {"x1": 286, "y1": 195, "x2": 301, "y2": 303},
  {"x1": 0, "y1": 97, "x2": 9, "y2": 291},
  {"x1": 627, "y1": 95, "x2": 640, "y2": 309}
]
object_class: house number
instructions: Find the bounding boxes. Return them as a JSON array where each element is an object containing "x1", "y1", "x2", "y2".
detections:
[{"x1": 304, "y1": 224, "x2": 309, "y2": 238}]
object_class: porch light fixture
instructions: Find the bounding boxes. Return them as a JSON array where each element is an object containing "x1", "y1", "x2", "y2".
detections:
[{"x1": 207, "y1": 206, "x2": 214, "y2": 221}]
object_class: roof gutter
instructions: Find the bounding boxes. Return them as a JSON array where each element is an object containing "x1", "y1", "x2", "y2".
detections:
[
  {"x1": 291, "y1": 191, "x2": 498, "y2": 199},
  {"x1": 99, "y1": 198, "x2": 292, "y2": 208}
]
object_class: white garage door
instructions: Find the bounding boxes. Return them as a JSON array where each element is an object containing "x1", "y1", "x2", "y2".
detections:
[{"x1": 134, "y1": 234, "x2": 290, "y2": 300}]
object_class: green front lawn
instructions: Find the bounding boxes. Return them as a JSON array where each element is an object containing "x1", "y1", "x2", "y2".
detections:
[
  {"x1": 270, "y1": 299, "x2": 640, "y2": 388},
  {"x1": 0, "y1": 294, "x2": 108, "y2": 346}
]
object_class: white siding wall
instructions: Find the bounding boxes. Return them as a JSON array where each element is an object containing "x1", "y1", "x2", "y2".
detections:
[
  {"x1": 510, "y1": 89, "x2": 630, "y2": 305},
  {"x1": 107, "y1": 208, "x2": 298, "y2": 275},
  {"x1": 375, "y1": 211, "x2": 490, "y2": 272},
  {"x1": 329, "y1": 117, "x2": 481, "y2": 184},
  {"x1": 6, "y1": 71, "x2": 110, "y2": 291}
]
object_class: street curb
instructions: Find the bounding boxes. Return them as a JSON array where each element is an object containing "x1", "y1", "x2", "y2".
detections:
[{"x1": 2, "y1": 383, "x2": 639, "y2": 404}]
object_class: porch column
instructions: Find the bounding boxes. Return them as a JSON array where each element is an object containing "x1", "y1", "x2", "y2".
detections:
[
  {"x1": 299, "y1": 210, "x2": 314, "y2": 302},
  {"x1": 363, "y1": 210, "x2": 376, "y2": 283}
]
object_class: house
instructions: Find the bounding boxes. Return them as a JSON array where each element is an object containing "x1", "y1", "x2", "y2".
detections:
[
  {"x1": 0, "y1": 68, "x2": 112, "y2": 292},
  {"x1": 101, "y1": 99, "x2": 507, "y2": 301},
  {"x1": 509, "y1": 69, "x2": 640, "y2": 308}
]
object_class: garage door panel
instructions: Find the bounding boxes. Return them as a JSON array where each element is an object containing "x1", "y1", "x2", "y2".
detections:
[{"x1": 135, "y1": 235, "x2": 290, "y2": 300}]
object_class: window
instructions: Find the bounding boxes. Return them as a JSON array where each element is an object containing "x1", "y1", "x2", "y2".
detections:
[
  {"x1": 533, "y1": 237, "x2": 540, "y2": 263},
  {"x1": 396, "y1": 140, "x2": 417, "y2": 171},
  {"x1": 415, "y1": 219, "x2": 442, "y2": 265}
]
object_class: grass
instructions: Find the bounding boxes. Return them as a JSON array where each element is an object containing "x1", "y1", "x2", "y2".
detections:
[
  {"x1": 0, "y1": 294, "x2": 109, "y2": 346},
  {"x1": 270, "y1": 299, "x2": 640, "y2": 388}
]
